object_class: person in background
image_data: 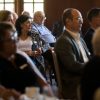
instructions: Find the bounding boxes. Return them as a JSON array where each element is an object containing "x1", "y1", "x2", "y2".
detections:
[
  {"x1": 54, "y1": 8, "x2": 91, "y2": 99},
  {"x1": 0, "y1": 10, "x2": 13, "y2": 23},
  {"x1": 15, "y1": 15, "x2": 46, "y2": 78},
  {"x1": 0, "y1": 22, "x2": 53, "y2": 96},
  {"x1": 84, "y1": 8, "x2": 100, "y2": 55},
  {"x1": 15, "y1": 15, "x2": 37, "y2": 57},
  {"x1": 12, "y1": 12, "x2": 18, "y2": 25},
  {"x1": 0, "y1": 10, "x2": 18, "y2": 26},
  {"x1": 80, "y1": 27, "x2": 100, "y2": 100},
  {"x1": 21, "y1": 11, "x2": 31, "y2": 17},
  {"x1": 0, "y1": 10, "x2": 21, "y2": 99},
  {"x1": 52, "y1": 17, "x2": 64, "y2": 38},
  {"x1": 21, "y1": 11, "x2": 33, "y2": 22},
  {"x1": 32, "y1": 11, "x2": 56, "y2": 52}
]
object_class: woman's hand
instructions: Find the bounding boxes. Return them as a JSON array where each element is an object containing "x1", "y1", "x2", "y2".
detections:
[{"x1": 25, "y1": 48, "x2": 42, "y2": 57}]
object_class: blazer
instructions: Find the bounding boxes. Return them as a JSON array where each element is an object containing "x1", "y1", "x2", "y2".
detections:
[
  {"x1": 84, "y1": 28, "x2": 94, "y2": 54},
  {"x1": 80, "y1": 55, "x2": 100, "y2": 100},
  {"x1": 54, "y1": 30, "x2": 90, "y2": 99},
  {"x1": 0, "y1": 53, "x2": 39, "y2": 93}
]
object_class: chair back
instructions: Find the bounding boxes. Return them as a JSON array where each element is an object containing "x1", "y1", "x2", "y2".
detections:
[{"x1": 51, "y1": 50, "x2": 62, "y2": 95}]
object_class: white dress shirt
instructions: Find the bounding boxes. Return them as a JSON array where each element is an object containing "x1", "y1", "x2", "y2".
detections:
[{"x1": 66, "y1": 28, "x2": 89, "y2": 63}]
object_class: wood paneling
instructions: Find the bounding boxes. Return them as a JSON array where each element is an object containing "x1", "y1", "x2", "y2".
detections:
[
  {"x1": 15, "y1": 0, "x2": 23, "y2": 16},
  {"x1": 44, "y1": 0, "x2": 100, "y2": 34}
]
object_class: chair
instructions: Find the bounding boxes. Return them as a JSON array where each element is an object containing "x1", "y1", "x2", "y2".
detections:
[
  {"x1": 51, "y1": 50, "x2": 63, "y2": 98},
  {"x1": 42, "y1": 49, "x2": 56, "y2": 85},
  {"x1": 42, "y1": 49, "x2": 63, "y2": 98}
]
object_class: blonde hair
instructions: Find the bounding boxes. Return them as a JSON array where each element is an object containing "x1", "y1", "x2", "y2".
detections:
[
  {"x1": 92, "y1": 27, "x2": 100, "y2": 55},
  {"x1": 0, "y1": 10, "x2": 12, "y2": 22}
]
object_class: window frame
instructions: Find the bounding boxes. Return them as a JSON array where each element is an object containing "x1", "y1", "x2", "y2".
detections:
[
  {"x1": 23, "y1": 0, "x2": 44, "y2": 12},
  {"x1": 0, "y1": 0, "x2": 15, "y2": 11},
  {"x1": 0, "y1": 0, "x2": 44, "y2": 16}
]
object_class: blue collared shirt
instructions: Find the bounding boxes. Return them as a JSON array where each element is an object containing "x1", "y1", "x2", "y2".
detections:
[{"x1": 32, "y1": 23, "x2": 56, "y2": 43}]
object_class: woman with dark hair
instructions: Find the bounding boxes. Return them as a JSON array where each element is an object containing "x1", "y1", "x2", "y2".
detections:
[{"x1": 15, "y1": 15, "x2": 46, "y2": 77}]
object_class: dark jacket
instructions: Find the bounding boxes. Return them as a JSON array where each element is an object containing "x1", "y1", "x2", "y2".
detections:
[
  {"x1": 80, "y1": 55, "x2": 100, "y2": 100},
  {"x1": 52, "y1": 20, "x2": 64, "y2": 38},
  {"x1": 0, "y1": 53, "x2": 39, "y2": 93},
  {"x1": 54, "y1": 30, "x2": 90, "y2": 99},
  {"x1": 84, "y1": 28, "x2": 94, "y2": 54}
]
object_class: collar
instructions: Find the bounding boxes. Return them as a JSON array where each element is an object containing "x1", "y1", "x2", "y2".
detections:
[
  {"x1": 33, "y1": 22, "x2": 43, "y2": 27},
  {"x1": 65, "y1": 28, "x2": 80, "y2": 41},
  {"x1": 90, "y1": 27, "x2": 95, "y2": 31}
]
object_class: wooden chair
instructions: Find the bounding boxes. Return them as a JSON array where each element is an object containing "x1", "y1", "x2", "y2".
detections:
[
  {"x1": 42, "y1": 49, "x2": 63, "y2": 98},
  {"x1": 51, "y1": 50, "x2": 63, "y2": 98},
  {"x1": 42, "y1": 49, "x2": 56, "y2": 85}
]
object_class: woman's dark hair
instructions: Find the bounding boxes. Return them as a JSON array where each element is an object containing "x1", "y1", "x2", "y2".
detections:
[{"x1": 15, "y1": 15, "x2": 31, "y2": 36}]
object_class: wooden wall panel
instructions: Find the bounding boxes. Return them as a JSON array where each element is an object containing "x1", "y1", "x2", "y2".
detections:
[
  {"x1": 15, "y1": 0, "x2": 23, "y2": 16},
  {"x1": 44, "y1": 0, "x2": 100, "y2": 34}
]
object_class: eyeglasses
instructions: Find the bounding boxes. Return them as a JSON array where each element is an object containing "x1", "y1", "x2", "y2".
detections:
[
  {"x1": 73, "y1": 17, "x2": 83, "y2": 21},
  {"x1": 0, "y1": 32, "x2": 18, "y2": 43},
  {"x1": 1, "y1": 38, "x2": 18, "y2": 44},
  {"x1": 3, "y1": 38, "x2": 18, "y2": 43}
]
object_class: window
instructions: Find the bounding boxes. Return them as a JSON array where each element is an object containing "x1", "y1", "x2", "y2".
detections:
[
  {"x1": 0, "y1": 0, "x2": 15, "y2": 12},
  {"x1": 0, "y1": 0, "x2": 44, "y2": 17},
  {"x1": 24, "y1": 0, "x2": 44, "y2": 17}
]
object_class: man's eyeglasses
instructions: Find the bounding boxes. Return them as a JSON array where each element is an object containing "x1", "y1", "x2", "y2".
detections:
[
  {"x1": 2, "y1": 38, "x2": 18, "y2": 43},
  {"x1": 0, "y1": 32, "x2": 18, "y2": 43}
]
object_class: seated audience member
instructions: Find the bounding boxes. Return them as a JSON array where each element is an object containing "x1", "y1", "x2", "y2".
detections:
[
  {"x1": 31, "y1": 11, "x2": 56, "y2": 52},
  {"x1": 0, "y1": 10, "x2": 21, "y2": 99},
  {"x1": 12, "y1": 12, "x2": 18, "y2": 25},
  {"x1": 80, "y1": 27, "x2": 100, "y2": 100},
  {"x1": 0, "y1": 10, "x2": 13, "y2": 23},
  {"x1": 15, "y1": 15, "x2": 46, "y2": 77},
  {"x1": 54, "y1": 8, "x2": 91, "y2": 99},
  {"x1": 0, "y1": 22, "x2": 53, "y2": 96},
  {"x1": 21, "y1": 11, "x2": 31, "y2": 17},
  {"x1": 52, "y1": 18, "x2": 64, "y2": 38},
  {"x1": 84, "y1": 8, "x2": 100, "y2": 55}
]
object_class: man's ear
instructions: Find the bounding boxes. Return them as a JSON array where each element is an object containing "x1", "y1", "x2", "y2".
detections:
[
  {"x1": 65, "y1": 18, "x2": 69, "y2": 23},
  {"x1": 66, "y1": 18, "x2": 72, "y2": 25}
]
